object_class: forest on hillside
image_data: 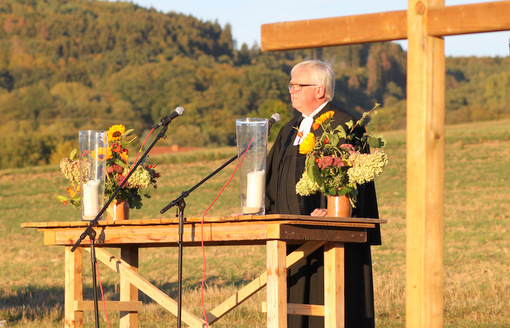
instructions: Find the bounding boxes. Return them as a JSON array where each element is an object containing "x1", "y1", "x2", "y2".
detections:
[{"x1": 1, "y1": 0, "x2": 509, "y2": 169}]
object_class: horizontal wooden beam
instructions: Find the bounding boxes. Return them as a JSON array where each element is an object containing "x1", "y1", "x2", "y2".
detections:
[
  {"x1": 428, "y1": 2, "x2": 510, "y2": 37},
  {"x1": 261, "y1": 1, "x2": 510, "y2": 51},
  {"x1": 262, "y1": 302, "x2": 325, "y2": 316},
  {"x1": 75, "y1": 300, "x2": 142, "y2": 312},
  {"x1": 261, "y1": 10, "x2": 407, "y2": 51}
]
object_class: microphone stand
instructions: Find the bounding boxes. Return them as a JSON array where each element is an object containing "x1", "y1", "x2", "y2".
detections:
[
  {"x1": 70, "y1": 123, "x2": 171, "y2": 328},
  {"x1": 160, "y1": 151, "x2": 238, "y2": 328},
  {"x1": 160, "y1": 119, "x2": 277, "y2": 328}
]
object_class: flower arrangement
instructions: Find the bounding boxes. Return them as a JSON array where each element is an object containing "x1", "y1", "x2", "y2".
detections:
[
  {"x1": 57, "y1": 124, "x2": 160, "y2": 209},
  {"x1": 295, "y1": 104, "x2": 388, "y2": 206}
]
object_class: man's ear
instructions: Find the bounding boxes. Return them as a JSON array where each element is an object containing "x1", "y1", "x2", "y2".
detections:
[{"x1": 315, "y1": 85, "x2": 326, "y2": 100}]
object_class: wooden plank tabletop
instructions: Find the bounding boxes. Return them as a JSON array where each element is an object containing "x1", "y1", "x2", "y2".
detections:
[
  {"x1": 22, "y1": 215, "x2": 385, "y2": 247},
  {"x1": 21, "y1": 214, "x2": 385, "y2": 229}
]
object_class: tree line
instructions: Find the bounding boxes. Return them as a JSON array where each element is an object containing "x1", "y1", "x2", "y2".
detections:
[{"x1": 0, "y1": 0, "x2": 509, "y2": 169}]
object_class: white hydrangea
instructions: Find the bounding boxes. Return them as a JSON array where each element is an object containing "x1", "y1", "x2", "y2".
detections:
[
  {"x1": 59, "y1": 158, "x2": 81, "y2": 185},
  {"x1": 296, "y1": 171, "x2": 320, "y2": 196},
  {"x1": 125, "y1": 166, "x2": 151, "y2": 189},
  {"x1": 347, "y1": 150, "x2": 388, "y2": 185}
]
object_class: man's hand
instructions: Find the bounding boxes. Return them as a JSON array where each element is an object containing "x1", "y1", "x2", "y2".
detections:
[{"x1": 311, "y1": 208, "x2": 327, "y2": 217}]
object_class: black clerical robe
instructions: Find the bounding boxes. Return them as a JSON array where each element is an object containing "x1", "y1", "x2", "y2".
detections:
[{"x1": 265, "y1": 102, "x2": 380, "y2": 328}]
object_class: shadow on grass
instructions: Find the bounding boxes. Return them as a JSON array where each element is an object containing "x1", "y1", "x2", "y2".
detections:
[
  {"x1": 0, "y1": 275, "x2": 258, "y2": 323},
  {"x1": 0, "y1": 285, "x2": 64, "y2": 322}
]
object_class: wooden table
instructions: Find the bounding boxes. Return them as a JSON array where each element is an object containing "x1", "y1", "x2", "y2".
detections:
[{"x1": 22, "y1": 215, "x2": 383, "y2": 328}]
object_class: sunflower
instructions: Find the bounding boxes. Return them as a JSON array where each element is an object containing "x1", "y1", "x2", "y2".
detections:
[
  {"x1": 315, "y1": 111, "x2": 335, "y2": 125},
  {"x1": 299, "y1": 132, "x2": 316, "y2": 154},
  {"x1": 106, "y1": 147, "x2": 113, "y2": 160},
  {"x1": 90, "y1": 147, "x2": 107, "y2": 161},
  {"x1": 108, "y1": 124, "x2": 126, "y2": 141}
]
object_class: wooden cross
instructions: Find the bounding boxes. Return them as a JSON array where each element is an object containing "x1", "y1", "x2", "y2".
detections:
[{"x1": 261, "y1": 1, "x2": 510, "y2": 327}]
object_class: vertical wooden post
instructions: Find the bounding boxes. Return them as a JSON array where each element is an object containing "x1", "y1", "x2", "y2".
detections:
[
  {"x1": 120, "y1": 246, "x2": 139, "y2": 328},
  {"x1": 406, "y1": 1, "x2": 445, "y2": 327},
  {"x1": 65, "y1": 246, "x2": 83, "y2": 328},
  {"x1": 324, "y1": 243, "x2": 345, "y2": 328},
  {"x1": 266, "y1": 240, "x2": 287, "y2": 328}
]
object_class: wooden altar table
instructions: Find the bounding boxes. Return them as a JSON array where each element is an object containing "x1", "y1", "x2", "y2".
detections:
[{"x1": 22, "y1": 214, "x2": 384, "y2": 328}]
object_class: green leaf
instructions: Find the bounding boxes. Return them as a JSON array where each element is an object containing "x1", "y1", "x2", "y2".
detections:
[
  {"x1": 333, "y1": 125, "x2": 347, "y2": 139},
  {"x1": 338, "y1": 186, "x2": 353, "y2": 196},
  {"x1": 326, "y1": 186, "x2": 338, "y2": 196},
  {"x1": 328, "y1": 134, "x2": 340, "y2": 147},
  {"x1": 367, "y1": 135, "x2": 385, "y2": 148},
  {"x1": 124, "y1": 128, "x2": 135, "y2": 137},
  {"x1": 121, "y1": 135, "x2": 138, "y2": 146},
  {"x1": 69, "y1": 148, "x2": 78, "y2": 160},
  {"x1": 114, "y1": 158, "x2": 129, "y2": 168}
]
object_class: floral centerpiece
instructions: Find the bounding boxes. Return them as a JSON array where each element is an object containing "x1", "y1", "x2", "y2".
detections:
[
  {"x1": 295, "y1": 104, "x2": 388, "y2": 207},
  {"x1": 57, "y1": 124, "x2": 160, "y2": 211}
]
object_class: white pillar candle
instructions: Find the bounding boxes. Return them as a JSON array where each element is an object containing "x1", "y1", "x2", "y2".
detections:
[
  {"x1": 82, "y1": 179, "x2": 100, "y2": 219},
  {"x1": 246, "y1": 170, "x2": 265, "y2": 209}
]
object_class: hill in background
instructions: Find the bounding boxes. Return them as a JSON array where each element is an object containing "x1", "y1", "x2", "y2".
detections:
[{"x1": 0, "y1": 0, "x2": 509, "y2": 169}]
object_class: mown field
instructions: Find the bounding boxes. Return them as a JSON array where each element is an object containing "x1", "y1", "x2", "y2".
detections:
[{"x1": 0, "y1": 119, "x2": 509, "y2": 327}]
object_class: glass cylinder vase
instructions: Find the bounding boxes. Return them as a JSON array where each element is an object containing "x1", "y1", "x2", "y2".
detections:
[
  {"x1": 79, "y1": 130, "x2": 108, "y2": 221},
  {"x1": 236, "y1": 118, "x2": 268, "y2": 215}
]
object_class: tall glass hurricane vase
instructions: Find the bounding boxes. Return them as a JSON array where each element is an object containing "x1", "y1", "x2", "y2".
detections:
[
  {"x1": 79, "y1": 130, "x2": 108, "y2": 221},
  {"x1": 236, "y1": 118, "x2": 268, "y2": 215}
]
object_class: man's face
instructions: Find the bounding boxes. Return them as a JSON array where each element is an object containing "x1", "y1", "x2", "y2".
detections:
[{"x1": 289, "y1": 69, "x2": 322, "y2": 115}]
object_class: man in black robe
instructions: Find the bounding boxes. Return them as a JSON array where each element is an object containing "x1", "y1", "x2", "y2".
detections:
[{"x1": 265, "y1": 60, "x2": 381, "y2": 328}]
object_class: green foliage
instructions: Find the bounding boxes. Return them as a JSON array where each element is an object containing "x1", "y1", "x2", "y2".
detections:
[{"x1": 0, "y1": 0, "x2": 508, "y2": 170}]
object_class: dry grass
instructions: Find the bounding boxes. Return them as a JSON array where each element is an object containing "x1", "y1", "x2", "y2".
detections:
[{"x1": 1, "y1": 120, "x2": 509, "y2": 327}]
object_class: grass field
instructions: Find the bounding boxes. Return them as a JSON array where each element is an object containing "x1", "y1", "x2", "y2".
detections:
[{"x1": 1, "y1": 120, "x2": 509, "y2": 327}]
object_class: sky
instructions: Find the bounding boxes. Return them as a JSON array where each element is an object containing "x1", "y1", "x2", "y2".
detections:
[{"x1": 121, "y1": 0, "x2": 510, "y2": 57}]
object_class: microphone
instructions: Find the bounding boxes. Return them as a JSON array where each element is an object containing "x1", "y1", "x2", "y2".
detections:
[
  {"x1": 154, "y1": 106, "x2": 185, "y2": 128},
  {"x1": 268, "y1": 113, "x2": 281, "y2": 132}
]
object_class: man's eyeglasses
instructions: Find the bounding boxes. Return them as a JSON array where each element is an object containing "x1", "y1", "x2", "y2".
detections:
[{"x1": 288, "y1": 83, "x2": 318, "y2": 91}]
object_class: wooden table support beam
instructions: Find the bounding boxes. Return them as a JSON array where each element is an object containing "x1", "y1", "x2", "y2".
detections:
[
  {"x1": 266, "y1": 240, "x2": 287, "y2": 328},
  {"x1": 324, "y1": 243, "x2": 345, "y2": 328},
  {"x1": 65, "y1": 246, "x2": 83, "y2": 328}
]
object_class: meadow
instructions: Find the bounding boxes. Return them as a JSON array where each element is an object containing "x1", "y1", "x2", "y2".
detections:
[{"x1": 0, "y1": 119, "x2": 509, "y2": 327}]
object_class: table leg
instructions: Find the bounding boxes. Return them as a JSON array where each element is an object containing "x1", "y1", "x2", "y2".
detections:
[
  {"x1": 65, "y1": 246, "x2": 83, "y2": 328},
  {"x1": 120, "y1": 246, "x2": 139, "y2": 328},
  {"x1": 324, "y1": 242, "x2": 345, "y2": 328},
  {"x1": 266, "y1": 240, "x2": 287, "y2": 328}
]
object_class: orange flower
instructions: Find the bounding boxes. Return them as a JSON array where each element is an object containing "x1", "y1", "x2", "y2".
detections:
[
  {"x1": 66, "y1": 187, "x2": 76, "y2": 198},
  {"x1": 299, "y1": 133, "x2": 316, "y2": 154},
  {"x1": 312, "y1": 122, "x2": 320, "y2": 130},
  {"x1": 120, "y1": 150, "x2": 129, "y2": 164}
]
